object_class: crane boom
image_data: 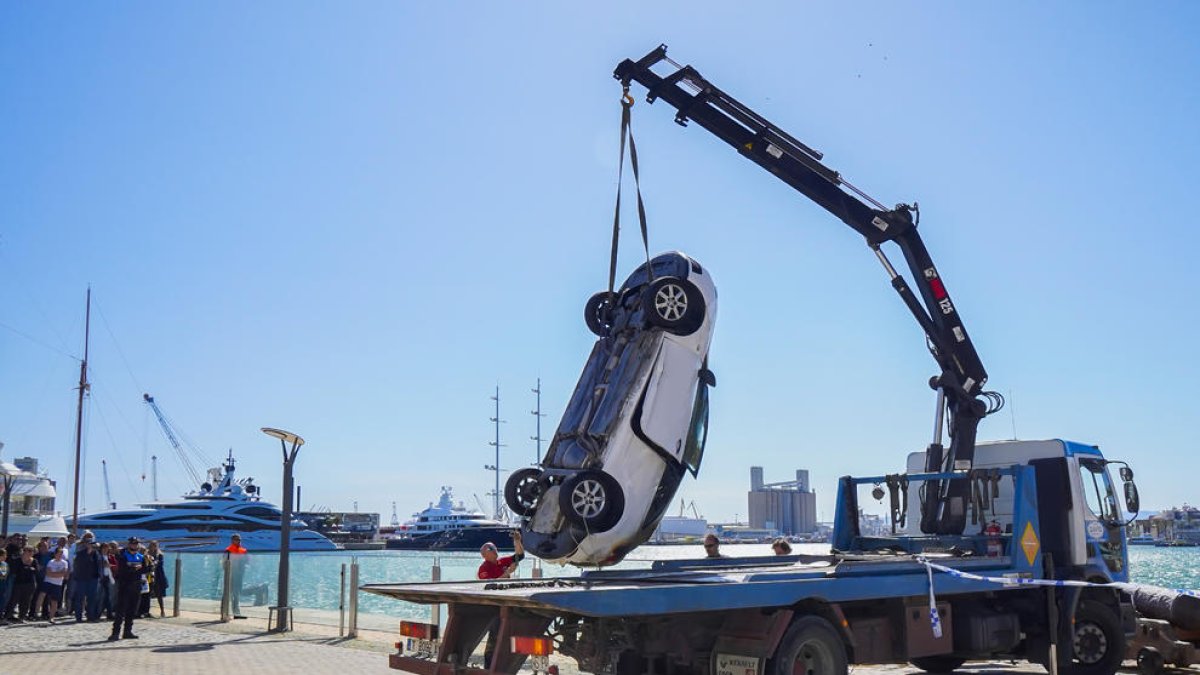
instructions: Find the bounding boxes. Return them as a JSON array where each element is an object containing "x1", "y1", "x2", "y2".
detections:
[
  {"x1": 614, "y1": 46, "x2": 999, "y2": 535},
  {"x1": 143, "y1": 393, "x2": 204, "y2": 486},
  {"x1": 101, "y1": 459, "x2": 115, "y2": 510}
]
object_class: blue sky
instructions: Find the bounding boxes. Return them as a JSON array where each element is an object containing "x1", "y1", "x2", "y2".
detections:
[{"x1": 2, "y1": 3, "x2": 1197, "y2": 526}]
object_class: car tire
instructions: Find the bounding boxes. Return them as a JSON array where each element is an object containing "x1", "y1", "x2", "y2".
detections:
[
  {"x1": 770, "y1": 616, "x2": 848, "y2": 675},
  {"x1": 1061, "y1": 600, "x2": 1125, "y2": 675},
  {"x1": 584, "y1": 292, "x2": 614, "y2": 336},
  {"x1": 504, "y1": 468, "x2": 544, "y2": 518},
  {"x1": 558, "y1": 470, "x2": 624, "y2": 532},
  {"x1": 910, "y1": 656, "x2": 967, "y2": 673},
  {"x1": 642, "y1": 277, "x2": 705, "y2": 336}
]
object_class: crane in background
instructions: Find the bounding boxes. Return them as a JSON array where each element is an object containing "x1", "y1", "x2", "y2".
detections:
[
  {"x1": 101, "y1": 459, "x2": 116, "y2": 510},
  {"x1": 143, "y1": 393, "x2": 214, "y2": 488}
]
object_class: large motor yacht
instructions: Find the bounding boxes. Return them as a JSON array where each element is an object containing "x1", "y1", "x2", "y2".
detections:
[
  {"x1": 386, "y1": 486, "x2": 513, "y2": 551},
  {"x1": 74, "y1": 453, "x2": 336, "y2": 552}
]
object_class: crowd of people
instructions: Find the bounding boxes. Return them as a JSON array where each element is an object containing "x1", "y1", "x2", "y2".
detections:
[{"x1": 0, "y1": 531, "x2": 168, "y2": 638}]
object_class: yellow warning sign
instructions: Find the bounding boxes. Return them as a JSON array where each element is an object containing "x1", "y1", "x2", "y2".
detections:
[{"x1": 1021, "y1": 522, "x2": 1040, "y2": 566}]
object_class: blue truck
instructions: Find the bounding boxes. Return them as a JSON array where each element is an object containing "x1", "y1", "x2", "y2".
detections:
[{"x1": 364, "y1": 47, "x2": 1146, "y2": 675}]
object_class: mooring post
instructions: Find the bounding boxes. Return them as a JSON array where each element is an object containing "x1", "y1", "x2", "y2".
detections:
[
  {"x1": 220, "y1": 551, "x2": 232, "y2": 622},
  {"x1": 431, "y1": 556, "x2": 442, "y2": 626},
  {"x1": 348, "y1": 560, "x2": 360, "y2": 639},
  {"x1": 172, "y1": 556, "x2": 182, "y2": 618},
  {"x1": 339, "y1": 562, "x2": 347, "y2": 637}
]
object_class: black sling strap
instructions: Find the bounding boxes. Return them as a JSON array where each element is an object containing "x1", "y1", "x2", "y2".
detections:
[{"x1": 608, "y1": 88, "x2": 654, "y2": 303}]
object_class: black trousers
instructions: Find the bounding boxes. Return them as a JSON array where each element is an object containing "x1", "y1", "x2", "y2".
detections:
[
  {"x1": 5, "y1": 582, "x2": 35, "y2": 619},
  {"x1": 111, "y1": 583, "x2": 141, "y2": 635}
]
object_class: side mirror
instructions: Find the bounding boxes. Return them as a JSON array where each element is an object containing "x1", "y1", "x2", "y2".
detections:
[
  {"x1": 699, "y1": 368, "x2": 716, "y2": 387},
  {"x1": 1124, "y1": 481, "x2": 1140, "y2": 515},
  {"x1": 1119, "y1": 466, "x2": 1133, "y2": 482}
]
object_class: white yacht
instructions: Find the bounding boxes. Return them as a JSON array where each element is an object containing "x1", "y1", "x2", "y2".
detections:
[
  {"x1": 74, "y1": 453, "x2": 336, "y2": 552},
  {"x1": 385, "y1": 486, "x2": 513, "y2": 550},
  {"x1": 0, "y1": 455, "x2": 69, "y2": 540}
]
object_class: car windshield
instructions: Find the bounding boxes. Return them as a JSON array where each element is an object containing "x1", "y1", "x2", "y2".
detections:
[{"x1": 680, "y1": 381, "x2": 710, "y2": 476}]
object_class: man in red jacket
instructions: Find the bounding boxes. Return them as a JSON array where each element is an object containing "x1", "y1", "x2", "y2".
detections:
[{"x1": 476, "y1": 531, "x2": 524, "y2": 580}]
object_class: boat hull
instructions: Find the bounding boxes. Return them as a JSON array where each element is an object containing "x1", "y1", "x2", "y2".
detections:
[
  {"x1": 386, "y1": 526, "x2": 514, "y2": 551},
  {"x1": 73, "y1": 526, "x2": 338, "y2": 553}
]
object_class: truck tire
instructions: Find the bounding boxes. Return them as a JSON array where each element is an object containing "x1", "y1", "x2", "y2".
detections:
[
  {"x1": 771, "y1": 616, "x2": 848, "y2": 675},
  {"x1": 1062, "y1": 600, "x2": 1125, "y2": 675},
  {"x1": 910, "y1": 656, "x2": 967, "y2": 673}
]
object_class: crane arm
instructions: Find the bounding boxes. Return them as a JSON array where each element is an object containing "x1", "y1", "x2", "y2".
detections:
[{"x1": 614, "y1": 46, "x2": 995, "y2": 535}]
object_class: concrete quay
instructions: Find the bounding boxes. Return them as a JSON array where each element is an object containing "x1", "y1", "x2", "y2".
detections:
[{"x1": 0, "y1": 613, "x2": 1165, "y2": 675}]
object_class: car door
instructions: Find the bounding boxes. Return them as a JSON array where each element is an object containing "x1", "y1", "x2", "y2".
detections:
[{"x1": 634, "y1": 337, "x2": 702, "y2": 463}]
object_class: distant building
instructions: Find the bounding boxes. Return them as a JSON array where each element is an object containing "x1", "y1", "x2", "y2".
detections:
[{"x1": 748, "y1": 467, "x2": 817, "y2": 535}]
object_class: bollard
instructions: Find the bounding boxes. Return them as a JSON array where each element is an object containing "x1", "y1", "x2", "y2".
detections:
[
  {"x1": 220, "y1": 552, "x2": 232, "y2": 622},
  {"x1": 339, "y1": 563, "x2": 347, "y2": 638},
  {"x1": 347, "y1": 561, "x2": 359, "y2": 639},
  {"x1": 431, "y1": 556, "x2": 441, "y2": 626},
  {"x1": 172, "y1": 556, "x2": 182, "y2": 618},
  {"x1": 533, "y1": 557, "x2": 543, "y2": 579}
]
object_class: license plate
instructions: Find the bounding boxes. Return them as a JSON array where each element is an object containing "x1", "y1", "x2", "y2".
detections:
[
  {"x1": 405, "y1": 638, "x2": 438, "y2": 658},
  {"x1": 526, "y1": 655, "x2": 550, "y2": 672},
  {"x1": 715, "y1": 653, "x2": 760, "y2": 675}
]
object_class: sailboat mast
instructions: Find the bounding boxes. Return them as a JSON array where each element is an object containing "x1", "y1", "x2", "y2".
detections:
[{"x1": 71, "y1": 287, "x2": 92, "y2": 535}]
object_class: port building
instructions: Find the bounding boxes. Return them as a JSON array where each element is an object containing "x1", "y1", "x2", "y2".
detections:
[{"x1": 748, "y1": 467, "x2": 817, "y2": 535}]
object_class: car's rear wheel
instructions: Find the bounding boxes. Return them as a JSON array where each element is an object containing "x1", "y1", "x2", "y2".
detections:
[
  {"x1": 643, "y1": 277, "x2": 705, "y2": 336},
  {"x1": 505, "y1": 468, "x2": 544, "y2": 517},
  {"x1": 584, "y1": 292, "x2": 614, "y2": 336},
  {"x1": 559, "y1": 470, "x2": 624, "y2": 532}
]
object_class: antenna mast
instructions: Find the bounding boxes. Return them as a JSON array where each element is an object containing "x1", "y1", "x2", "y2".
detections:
[
  {"x1": 530, "y1": 378, "x2": 546, "y2": 465},
  {"x1": 71, "y1": 287, "x2": 92, "y2": 535},
  {"x1": 486, "y1": 386, "x2": 507, "y2": 520}
]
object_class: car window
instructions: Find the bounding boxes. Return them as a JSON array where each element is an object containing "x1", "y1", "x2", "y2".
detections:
[{"x1": 681, "y1": 381, "x2": 710, "y2": 476}]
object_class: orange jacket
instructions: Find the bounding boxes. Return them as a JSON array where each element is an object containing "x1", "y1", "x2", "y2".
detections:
[{"x1": 224, "y1": 544, "x2": 247, "y2": 555}]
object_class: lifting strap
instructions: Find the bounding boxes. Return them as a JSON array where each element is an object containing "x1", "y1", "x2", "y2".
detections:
[{"x1": 607, "y1": 87, "x2": 654, "y2": 303}]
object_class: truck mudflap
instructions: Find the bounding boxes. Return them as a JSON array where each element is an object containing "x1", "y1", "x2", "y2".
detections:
[{"x1": 390, "y1": 603, "x2": 552, "y2": 675}]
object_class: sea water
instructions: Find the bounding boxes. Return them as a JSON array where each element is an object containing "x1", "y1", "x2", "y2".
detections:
[{"x1": 167, "y1": 544, "x2": 1200, "y2": 629}]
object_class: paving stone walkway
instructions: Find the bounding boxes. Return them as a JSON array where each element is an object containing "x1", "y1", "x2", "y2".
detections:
[{"x1": 0, "y1": 615, "x2": 394, "y2": 673}]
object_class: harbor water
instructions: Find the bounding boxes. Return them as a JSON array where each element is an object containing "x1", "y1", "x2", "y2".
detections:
[{"x1": 166, "y1": 543, "x2": 1200, "y2": 632}]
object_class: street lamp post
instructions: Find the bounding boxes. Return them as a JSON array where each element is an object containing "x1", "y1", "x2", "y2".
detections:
[
  {"x1": 1, "y1": 441, "x2": 15, "y2": 539},
  {"x1": 262, "y1": 427, "x2": 305, "y2": 633}
]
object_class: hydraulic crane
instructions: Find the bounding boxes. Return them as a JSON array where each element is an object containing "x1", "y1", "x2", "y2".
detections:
[{"x1": 614, "y1": 45, "x2": 1003, "y2": 535}]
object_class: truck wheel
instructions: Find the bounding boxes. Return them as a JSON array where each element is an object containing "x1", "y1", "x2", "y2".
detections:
[
  {"x1": 910, "y1": 656, "x2": 967, "y2": 673},
  {"x1": 1062, "y1": 601, "x2": 1124, "y2": 675},
  {"x1": 504, "y1": 468, "x2": 544, "y2": 517},
  {"x1": 642, "y1": 277, "x2": 705, "y2": 336},
  {"x1": 559, "y1": 470, "x2": 624, "y2": 532},
  {"x1": 771, "y1": 616, "x2": 848, "y2": 675}
]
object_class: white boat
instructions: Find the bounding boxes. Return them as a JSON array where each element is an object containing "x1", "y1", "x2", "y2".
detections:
[
  {"x1": 74, "y1": 453, "x2": 336, "y2": 552},
  {"x1": 0, "y1": 455, "x2": 69, "y2": 540}
]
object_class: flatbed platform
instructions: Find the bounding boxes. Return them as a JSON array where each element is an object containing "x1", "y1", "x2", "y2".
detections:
[{"x1": 363, "y1": 553, "x2": 1029, "y2": 618}]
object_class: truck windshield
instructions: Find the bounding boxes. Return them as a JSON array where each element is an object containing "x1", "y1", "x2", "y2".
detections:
[{"x1": 1078, "y1": 458, "x2": 1121, "y2": 524}]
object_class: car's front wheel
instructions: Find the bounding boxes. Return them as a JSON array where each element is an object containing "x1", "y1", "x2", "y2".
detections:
[
  {"x1": 584, "y1": 292, "x2": 614, "y2": 336},
  {"x1": 505, "y1": 468, "x2": 544, "y2": 517},
  {"x1": 559, "y1": 470, "x2": 624, "y2": 532},
  {"x1": 643, "y1": 277, "x2": 705, "y2": 336}
]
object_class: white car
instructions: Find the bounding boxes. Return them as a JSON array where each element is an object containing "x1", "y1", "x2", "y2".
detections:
[{"x1": 505, "y1": 251, "x2": 717, "y2": 566}]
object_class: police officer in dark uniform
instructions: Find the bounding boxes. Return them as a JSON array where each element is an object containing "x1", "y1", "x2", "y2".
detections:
[{"x1": 109, "y1": 536, "x2": 145, "y2": 641}]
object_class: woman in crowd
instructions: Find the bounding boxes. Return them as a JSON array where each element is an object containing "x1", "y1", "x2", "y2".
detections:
[
  {"x1": 38, "y1": 546, "x2": 69, "y2": 624},
  {"x1": 139, "y1": 540, "x2": 167, "y2": 618}
]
